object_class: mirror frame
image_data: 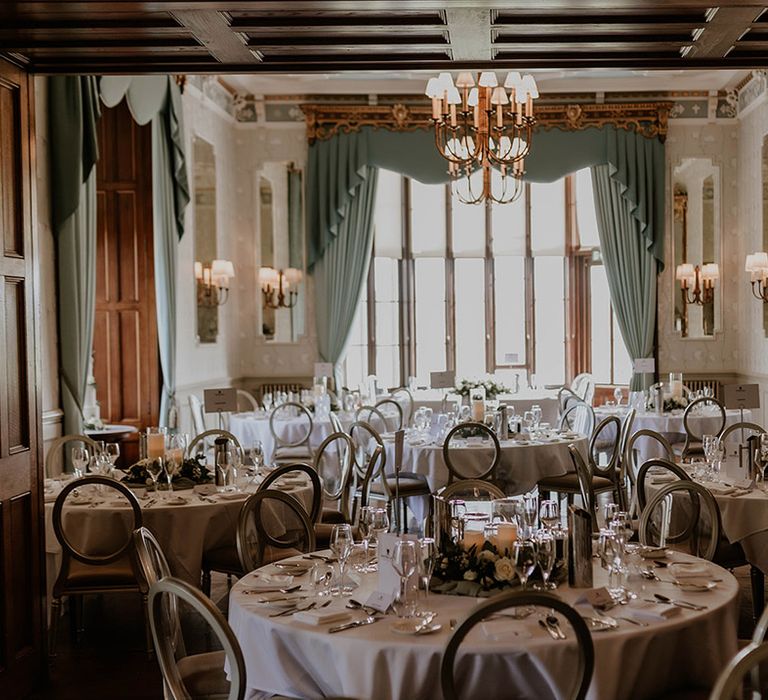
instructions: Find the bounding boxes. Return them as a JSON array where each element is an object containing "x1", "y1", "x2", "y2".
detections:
[{"x1": 670, "y1": 155, "x2": 723, "y2": 341}]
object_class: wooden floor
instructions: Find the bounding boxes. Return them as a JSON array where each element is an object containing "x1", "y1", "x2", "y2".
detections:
[{"x1": 29, "y1": 568, "x2": 764, "y2": 699}]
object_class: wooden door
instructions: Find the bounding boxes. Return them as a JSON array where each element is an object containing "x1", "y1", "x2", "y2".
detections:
[
  {"x1": 94, "y1": 102, "x2": 159, "y2": 466},
  {"x1": 0, "y1": 59, "x2": 45, "y2": 697}
]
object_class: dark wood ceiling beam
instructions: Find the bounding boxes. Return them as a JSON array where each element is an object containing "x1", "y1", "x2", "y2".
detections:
[
  {"x1": 234, "y1": 23, "x2": 446, "y2": 34},
  {"x1": 494, "y1": 24, "x2": 701, "y2": 36},
  {"x1": 494, "y1": 41, "x2": 689, "y2": 52},
  {"x1": 169, "y1": 9, "x2": 257, "y2": 63},
  {"x1": 246, "y1": 35, "x2": 447, "y2": 48},
  {"x1": 0, "y1": 17, "x2": 184, "y2": 30},
  {"x1": 494, "y1": 11, "x2": 706, "y2": 24},
  {"x1": 230, "y1": 14, "x2": 445, "y2": 30},
  {"x1": 685, "y1": 6, "x2": 765, "y2": 58},
  {"x1": 256, "y1": 45, "x2": 449, "y2": 55}
]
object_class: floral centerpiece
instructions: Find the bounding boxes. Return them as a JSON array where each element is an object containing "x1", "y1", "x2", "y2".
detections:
[
  {"x1": 663, "y1": 396, "x2": 689, "y2": 412},
  {"x1": 455, "y1": 378, "x2": 510, "y2": 400},
  {"x1": 121, "y1": 455, "x2": 213, "y2": 489},
  {"x1": 431, "y1": 539, "x2": 519, "y2": 596}
]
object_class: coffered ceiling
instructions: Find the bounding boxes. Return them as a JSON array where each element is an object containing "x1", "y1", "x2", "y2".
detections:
[{"x1": 0, "y1": 2, "x2": 767, "y2": 74}]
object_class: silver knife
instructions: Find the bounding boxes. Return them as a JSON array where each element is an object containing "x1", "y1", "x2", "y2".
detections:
[{"x1": 329, "y1": 616, "x2": 380, "y2": 634}]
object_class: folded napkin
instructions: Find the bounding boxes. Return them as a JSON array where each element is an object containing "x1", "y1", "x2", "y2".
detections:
[
  {"x1": 668, "y1": 562, "x2": 711, "y2": 580},
  {"x1": 293, "y1": 609, "x2": 351, "y2": 626},
  {"x1": 255, "y1": 591, "x2": 305, "y2": 603},
  {"x1": 623, "y1": 600, "x2": 682, "y2": 623},
  {"x1": 480, "y1": 619, "x2": 531, "y2": 642},
  {"x1": 242, "y1": 573, "x2": 295, "y2": 592},
  {"x1": 704, "y1": 483, "x2": 737, "y2": 496},
  {"x1": 650, "y1": 476, "x2": 677, "y2": 485},
  {"x1": 216, "y1": 491, "x2": 248, "y2": 500}
]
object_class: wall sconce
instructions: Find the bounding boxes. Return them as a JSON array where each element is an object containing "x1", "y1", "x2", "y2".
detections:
[
  {"x1": 675, "y1": 262, "x2": 718, "y2": 305},
  {"x1": 745, "y1": 251, "x2": 768, "y2": 302},
  {"x1": 260, "y1": 267, "x2": 302, "y2": 309},
  {"x1": 195, "y1": 259, "x2": 235, "y2": 306}
]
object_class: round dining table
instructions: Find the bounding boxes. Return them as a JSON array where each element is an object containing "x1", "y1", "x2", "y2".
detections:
[
  {"x1": 228, "y1": 551, "x2": 738, "y2": 700},
  {"x1": 381, "y1": 433, "x2": 589, "y2": 496},
  {"x1": 230, "y1": 410, "x2": 400, "y2": 464},
  {"x1": 596, "y1": 406, "x2": 752, "y2": 463}
]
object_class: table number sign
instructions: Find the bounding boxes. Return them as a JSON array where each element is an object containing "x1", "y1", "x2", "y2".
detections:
[
  {"x1": 203, "y1": 388, "x2": 238, "y2": 413},
  {"x1": 314, "y1": 362, "x2": 333, "y2": 379},
  {"x1": 430, "y1": 370, "x2": 455, "y2": 390},
  {"x1": 632, "y1": 357, "x2": 656, "y2": 374},
  {"x1": 723, "y1": 383, "x2": 760, "y2": 410}
]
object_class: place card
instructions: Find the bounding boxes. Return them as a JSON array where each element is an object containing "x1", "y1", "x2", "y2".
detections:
[
  {"x1": 575, "y1": 587, "x2": 614, "y2": 608},
  {"x1": 363, "y1": 590, "x2": 396, "y2": 614}
]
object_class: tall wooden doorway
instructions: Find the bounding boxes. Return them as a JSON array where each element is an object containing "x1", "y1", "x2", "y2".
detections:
[
  {"x1": 0, "y1": 59, "x2": 46, "y2": 697},
  {"x1": 94, "y1": 101, "x2": 159, "y2": 465}
]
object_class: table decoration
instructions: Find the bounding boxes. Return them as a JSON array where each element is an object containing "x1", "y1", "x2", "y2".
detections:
[
  {"x1": 454, "y1": 378, "x2": 510, "y2": 401},
  {"x1": 121, "y1": 454, "x2": 214, "y2": 490}
]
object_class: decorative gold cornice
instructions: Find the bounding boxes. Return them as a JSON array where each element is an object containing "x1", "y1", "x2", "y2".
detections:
[{"x1": 302, "y1": 101, "x2": 671, "y2": 144}]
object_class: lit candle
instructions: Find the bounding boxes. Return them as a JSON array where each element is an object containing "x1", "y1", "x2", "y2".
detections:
[
  {"x1": 167, "y1": 447, "x2": 184, "y2": 465},
  {"x1": 461, "y1": 530, "x2": 485, "y2": 551},
  {"x1": 471, "y1": 399, "x2": 485, "y2": 422},
  {"x1": 495, "y1": 523, "x2": 518, "y2": 553},
  {"x1": 147, "y1": 433, "x2": 166, "y2": 460}
]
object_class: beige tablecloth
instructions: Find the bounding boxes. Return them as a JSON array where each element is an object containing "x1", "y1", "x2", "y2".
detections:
[{"x1": 228, "y1": 552, "x2": 738, "y2": 700}]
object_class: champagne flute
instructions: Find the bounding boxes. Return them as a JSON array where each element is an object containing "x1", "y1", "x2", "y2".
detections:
[
  {"x1": 535, "y1": 531, "x2": 556, "y2": 589},
  {"x1": 359, "y1": 506, "x2": 376, "y2": 571},
  {"x1": 71, "y1": 446, "x2": 89, "y2": 478},
  {"x1": 539, "y1": 500, "x2": 559, "y2": 530},
  {"x1": 248, "y1": 440, "x2": 264, "y2": 482},
  {"x1": 392, "y1": 540, "x2": 418, "y2": 618},
  {"x1": 146, "y1": 457, "x2": 163, "y2": 497},
  {"x1": 216, "y1": 451, "x2": 232, "y2": 493},
  {"x1": 419, "y1": 537, "x2": 437, "y2": 612},
  {"x1": 228, "y1": 446, "x2": 243, "y2": 491},
  {"x1": 613, "y1": 387, "x2": 623, "y2": 406},
  {"x1": 330, "y1": 524, "x2": 354, "y2": 596},
  {"x1": 105, "y1": 443, "x2": 120, "y2": 467},
  {"x1": 513, "y1": 539, "x2": 537, "y2": 589}
]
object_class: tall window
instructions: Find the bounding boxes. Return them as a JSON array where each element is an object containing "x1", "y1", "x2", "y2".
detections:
[{"x1": 343, "y1": 167, "x2": 631, "y2": 389}]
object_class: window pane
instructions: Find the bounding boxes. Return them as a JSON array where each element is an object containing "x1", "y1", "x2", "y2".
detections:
[
  {"x1": 452, "y1": 179, "x2": 486, "y2": 257},
  {"x1": 491, "y1": 187, "x2": 526, "y2": 256},
  {"x1": 531, "y1": 180, "x2": 565, "y2": 255},
  {"x1": 374, "y1": 258, "x2": 400, "y2": 387},
  {"x1": 411, "y1": 181, "x2": 446, "y2": 256},
  {"x1": 455, "y1": 258, "x2": 486, "y2": 379},
  {"x1": 344, "y1": 298, "x2": 368, "y2": 389},
  {"x1": 414, "y1": 258, "x2": 447, "y2": 385},
  {"x1": 612, "y1": 315, "x2": 633, "y2": 385},
  {"x1": 590, "y1": 265, "x2": 612, "y2": 384},
  {"x1": 534, "y1": 257, "x2": 565, "y2": 385},
  {"x1": 494, "y1": 256, "x2": 526, "y2": 366},
  {"x1": 374, "y1": 169, "x2": 403, "y2": 258},
  {"x1": 575, "y1": 168, "x2": 600, "y2": 248}
]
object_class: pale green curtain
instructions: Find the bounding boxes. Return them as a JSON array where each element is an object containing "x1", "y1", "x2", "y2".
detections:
[
  {"x1": 49, "y1": 76, "x2": 101, "y2": 436},
  {"x1": 592, "y1": 163, "x2": 659, "y2": 391},
  {"x1": 314, "y1": 168, "x2": 379, "y2": 386}
]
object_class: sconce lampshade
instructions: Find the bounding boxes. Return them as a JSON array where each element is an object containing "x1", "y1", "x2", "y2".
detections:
[
  {"x1": 746, "y1": 251, "x2": 768, "y2": 273},
  {"x1": 283, "y1": 268, "x2": 303, "y2": 286},
  {"x1": 675, "y1": 263, "x2": 695, "y2": 283},
  {"x1": 701, "y1": 263, "x2": 719, "y2": 281},
  {"x1": 211, "y1": 259, "x2": 235, "y2": 279},
  {"x1": 194, "y1": 261, "x2": 203, "y2": 280},
  {"x1": 259, "y1": 266, "x2": 279, "y2": 288}
]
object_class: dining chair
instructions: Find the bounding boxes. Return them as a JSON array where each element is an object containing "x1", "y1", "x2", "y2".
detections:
[
  {"x1": 355, "y1": 444, "x2": 385, "y2": 513},
  {"x1": 442, "y1": 422, "x2": 501, "y2": 484},
  {"x1": 537, "y1": 417, "x2": 622, "y2": 519},
  {"x1": 148, "y1": 577, "x2": 247, "y2": 700},
  {"x1": 235, "y1": 389, "x2": 259, "y2": 413},
  {"x1": 236, "y1": 489, "x2": 316, "y2": 572},
  {"x1": 390, "y1": 387, "x2": 415, "y2": 426},
  {"x1": 623, "y1": 429, "x2": 675, "y2": 516},
  {"x1": 720, "y1": 421, "x2": 765, "y2": 458},
  {"x1": 438, "y1": 479, "x2": 505, "y2": 502},
  {"x1": 354, "y1": 404, "x2": 390, "y2": 434},
  {"x1": 258, "y1": 462, "x2": 323, "y2": 524},
  {"x1": 558, "y1": 401, "x2": 596, "y2": 436},
  {"x1": 635, "y1": 458, "x2": 692, "y2": 514},
  {"x1": 269, "y1": 401, "x2": 315, "y2": 464},
  {"x1": 187, "y1": 429, "x2": 242, "y2": 460},
  {"x1": 50, "y1": 476, "x2": 151, "y2": 656},
  {"x1": 188, "y1": 394, "x2": 207, "y2": 435},
  {"x1": 709, "y1": 641, "x2": 768, "y2": 700},
  {"x1": 681, "y1": 396, "x2": 727, "y2": 461},
  {"x1": 314, "y1": 430, "x2": 356, "y2": 524},
  {"x1": 374, "y1": 397, "x2": 404, "y2": 431},
  {"x1": 638, "y1": 480, "x2": 720, "y2": 560},
  {"x1": 329, "y1": 410, "x2": 345, "y2": 434},
  {"x1": 45, "y1": 433, "x2": 100, "y2": 478},
  {"x1": 440, "y1": 590, "x2": 594, "y2": 700},
  {"x1": 571, "y1": 372, "x2": 596, "y2": 406},
  {"x1": 558, "y1": 386, "x2": 582, "y2": 415}
]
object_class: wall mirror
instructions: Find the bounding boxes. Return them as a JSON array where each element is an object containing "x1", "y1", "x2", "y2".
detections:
[
  {"x1": 762, "y1": 135, "x2": 768, "y2": 335},
  {"x1": 258, "y1": 161, "x2": 305, "y2": 343},
  {"x1": 193, "y1": 136, "x2": 218, "y2": 343},
  {"x1": 672, "y1": 157, "x2": 721, "y2": 339}
]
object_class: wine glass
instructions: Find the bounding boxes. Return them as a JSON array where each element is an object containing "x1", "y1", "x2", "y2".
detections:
[
  {"x1": 419, "y1": 537, "x2": 437, "y2": 612},
  {"x1": 228, "y1": 446, "x2": 243, "y2": 491},
  {"x1": 523, "y1": 411, "x2": 535, "y2": 436},
  {"x1": 613, "y1": 387, "x2": 623, "y2": 406},
  {"x1": 392, "y1": 540, "x2": 418, "y2": 617},
  {"x1": 539, "y1": 500, "x2": 559, "y2": 530},
  {"x1": 146, "y1": 457, "x2": 163, "y2": 497},
  {"x1": 105, "y1": 443, "x2": 120, "y2": 467},
  {"x1": 216, "y1": 451, "x2": 233, "y2": 493},
  {"x1": 531, "y1": 405, "x2": 542, "y2": 429},
  {"x1": 71, "y1": 446, "x2": 89, "y2": 478},
  {"x1": 535, "y1": 531, "x2": 556, "y2": 589},
  {"x1": 330, "y1": 524, "x2": 354, "y2": 595},
  {"x1": 603, "y1": 502, "x2": 620, "y2": 529},
  {"x1": 513, "y1": 539, "x2": 537, "y2": 589},
  {"x1": 702, "y1": 434, "x2": 717, "y2": 476},
  {"x1": 711, "y1": 439, "x2": 725, "y2": 483}
]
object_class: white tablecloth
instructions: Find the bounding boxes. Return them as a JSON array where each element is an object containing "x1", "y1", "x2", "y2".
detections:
[
  {"x1": 596, "y1": 407, "x2": 752, "y2": 464},
  {"x1": 382, "y1": 436, "x2": 589, "y2": 496},
  {"x1": 228, "y1": 552, "x2": 738, "y2": 700}
]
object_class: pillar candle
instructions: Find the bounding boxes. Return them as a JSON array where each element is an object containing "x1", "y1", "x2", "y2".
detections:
[
  {"x1": 461, "y1": 530, "x2": 485, "y2": 551},
  {"x1": 146, "y1": 433, "x2": 166, "y2": 460},
  {"x1": 471, "y1": 399, "x2": 485, "y2": 422},
  {"x1": 495, "y1": 523, "x2": 518, "y2": 554}
]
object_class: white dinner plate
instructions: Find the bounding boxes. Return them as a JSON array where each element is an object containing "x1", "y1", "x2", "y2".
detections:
[{"x1": 390, "y1": 620, "x2": 442, "y2": 635}]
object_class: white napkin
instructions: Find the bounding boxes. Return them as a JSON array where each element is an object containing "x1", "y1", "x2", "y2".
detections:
[
  {"x1": 668, "y1": 562, "x2": 711, "y2": 580},
  {"x1": 216, "y1": 491, "x2": 248, "y2": 500},
  {"x1": 623, "y1": 601, "x2": 682, "y2": 622},
  {"x1": 650, "y1": 475, "x2": 676, "y2": 485},
  {"x1": 293, "y1": 609, "x2": 351, "y2": 625}
]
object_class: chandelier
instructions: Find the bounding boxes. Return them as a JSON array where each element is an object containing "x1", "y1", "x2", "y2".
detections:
[
  {"x1": 745, "y1": 252, "x2": 768, "y2": 302},
  {"x1": 675, "y1": 263, "x2": 719, "y2": 306},
  {"x1": 425, "y1": 71, "x2": 538, "y2": 205},
  {"x1": 195, "y1": 259, "x2": 234, "y2": 307},
  {"x1": 259, "y1": 267, "x2": 303, "y2": 310}
]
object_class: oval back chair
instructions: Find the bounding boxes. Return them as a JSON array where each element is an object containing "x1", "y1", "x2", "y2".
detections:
[
  {"x1": 374, "y1": 398, "x2": 404, "y2": 431},
  {"x1": 188, "y1": 394, "x2": 207, "y2": 435},
  {"x1": 258, "y1": 462, "x2": 322, "y2": 524},
  {"x1": 639, "y1": 480, "x2": 721, "y2": 561},
  {"x1": 709, "y1": 641, "x2": 768, "y2": 700},
  {"x1": 187, "y1": 429, "x2": 242, "y2": 460},
  {"x1": 148, "y1": 577, "x2": 246, "y2": 700},
  {"x1": 636, "y1": 458, "x2": 692, "y2": 514},
  {"x1": 269, "y1": 402, "x2": 314, "y2": 464},
  {"x1": 439, "y1": 479, "x2": 505, "y2": 502},
  {"x1": 45, "y1": 433, "x2": 100, "y2": 478},
  {"x1": 236, "y1": 489, "x2": 316, "y2": 572},
  {"x1": 559, "y1": 402, "x2": 596, "y2": 436},
  {"x1": 681, "y1": 397, "x2": 726, "y2": 461},
  {"x1": 355, "y1": 405, "x2": 390, "y2": 434},
  {"x1": 235, "y1": 389, "x2": 259, "y2": 412},
  {"x1": 313, "y1": 431, "x2": 355, "y2": 523},
  {"x1": 390, "y1": 387, "x2": 415, "y2": 426},
  {"x1": 720, "y1": 421, "x2": 765, "y2": 455},
  {"x1": 348, "y1": 420, "x2": 386, "y2": 481},
  {"x1": 442, "y1": 422, "x2": 501, "y2": 483},
  {"x1": 441, "y1": 591, "x2": 594, "y2": 700}
]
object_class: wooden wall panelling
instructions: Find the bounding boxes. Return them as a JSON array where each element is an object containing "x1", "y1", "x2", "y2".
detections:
[
  {"x1": 0, "y1": 57, "x2": 46, "y2": 698},
  {"x1": 94, "y1": 100, "x2": 158, "y2": 466}
]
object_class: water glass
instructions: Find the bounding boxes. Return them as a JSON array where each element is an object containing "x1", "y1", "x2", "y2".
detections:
[
  {"x1": 539, "y1": 500, "x2": 559, "y2": 530},
  {"x1": 535, "y1": 531, "x2": 556, "y2": 589},
  {"x1": 392, "y1": 540, "x2": 418, "y2": 618},
  {"x1": 531, "y1": 404, "x2": 542, "y2": 429},
  {"x1": 419, "y1": 537, "x2": 437, "y2": 610},
  {"x1": 105, "y1": 443, "x2": 120, "y2": 466},
  {"x1": 330, "y1": 524, "x2": 354, "y2": 595},
  {"x1": 71, "y1": 446, "x2": 89, "y2": 478}
]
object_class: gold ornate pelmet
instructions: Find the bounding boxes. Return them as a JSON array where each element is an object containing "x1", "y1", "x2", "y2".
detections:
[{"x1": 302, "y1": 101, "x2": 671, "y2": 144}]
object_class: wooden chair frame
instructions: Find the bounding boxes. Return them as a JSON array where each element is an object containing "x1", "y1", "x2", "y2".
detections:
[
  {"x1": 258, "y1": 462, "x2": 322, "y2": 524},
  {"x1": 442, "y1": 422, "x2": 501, "y2": 483}
]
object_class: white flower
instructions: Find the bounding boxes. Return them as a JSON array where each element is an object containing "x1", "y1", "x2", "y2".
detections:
[
  {"x1": 478, "y1": 550, "x2": 497, "y2": 563},
  {"x1": 463, "y1": 569, "x2": 478, "y2": 581},
  {"x1": 494, "y1": 557, "x2": 515, "y2": 582}
]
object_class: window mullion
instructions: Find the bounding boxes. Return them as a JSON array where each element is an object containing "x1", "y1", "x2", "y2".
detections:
[
  {"x1": 445, "y1": 183, "x2": 456, "y2": 373},
  {"x1": 485, "y1": 199, "x2": 494, "y2": 374},
  {"x1": 524, "y1": 183, "x2": 535, "y2": 384},
  {"x1": 401, "y1": 176, "x2": 415, "y2": 385},
  {"x1": 366, "y1": 249, "x2": 376, "y2": 378}
]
